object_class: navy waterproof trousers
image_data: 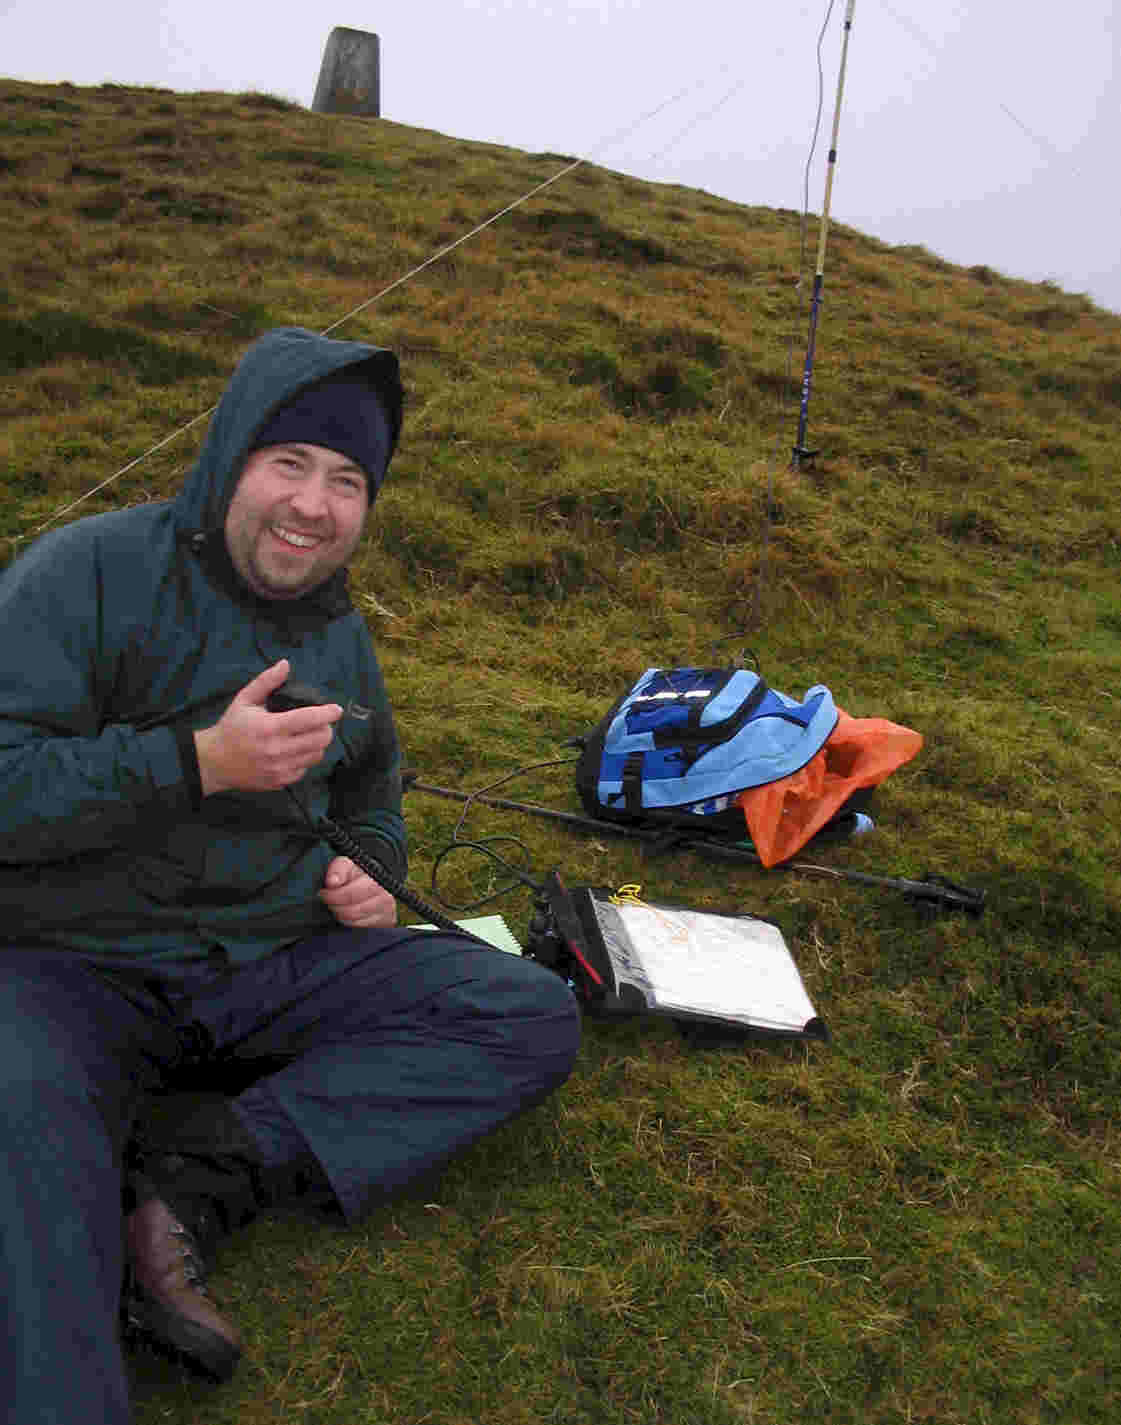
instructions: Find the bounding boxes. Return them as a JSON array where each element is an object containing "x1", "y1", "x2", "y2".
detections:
[{"x1": 0, "y1": 930, "x2": 580, "y2": 1425}]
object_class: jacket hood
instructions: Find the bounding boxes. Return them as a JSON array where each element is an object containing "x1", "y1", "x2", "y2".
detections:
[{"x1": 174, "y1": 327, "x2": 404, "y2": 536}]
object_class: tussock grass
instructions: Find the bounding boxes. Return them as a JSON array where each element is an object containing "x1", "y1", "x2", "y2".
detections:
[{"x1": 2, "y1": 75, "x2": 1120, "y2": 1424}]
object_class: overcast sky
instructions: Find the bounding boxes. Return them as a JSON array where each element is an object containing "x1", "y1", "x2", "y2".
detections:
[{"x1": 4, "y1": 1, "x2": 1119, "y2": 315}]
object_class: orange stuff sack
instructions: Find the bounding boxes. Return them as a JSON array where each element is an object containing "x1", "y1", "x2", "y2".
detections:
[{"x1": 736, "y1": 709, "x2": 922, "y2": 867}]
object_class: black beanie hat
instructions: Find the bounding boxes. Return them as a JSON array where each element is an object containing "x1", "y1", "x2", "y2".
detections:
[{"x1": 250, "y1": 372, "x2": 393, "y2": 495}]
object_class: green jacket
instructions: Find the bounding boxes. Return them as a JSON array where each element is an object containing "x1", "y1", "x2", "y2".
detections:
[{"x1": 0, "y1": 328, "x2": 407, "y2": 965}]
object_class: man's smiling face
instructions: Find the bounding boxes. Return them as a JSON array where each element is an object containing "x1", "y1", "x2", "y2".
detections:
[{"x1": 224, "y1": 442, "x2": 369, "y2": 601}]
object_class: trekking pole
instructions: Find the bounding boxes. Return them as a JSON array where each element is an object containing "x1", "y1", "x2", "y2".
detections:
[
  {"x1": 404, "y1": 774, "x2": 660, "y2": 843},
  {"x1": 792, "y1": 0, "x2": 856, "y2": 469},
  {"x1": 790, "y1": 864, "x2": 983, "y2": 914},
  {"x1": 404, "y1": 772, "x2": 985, "y2": 915},
  {"x1": 679, "y1": 836, "x2": 984, "y2": 913}
]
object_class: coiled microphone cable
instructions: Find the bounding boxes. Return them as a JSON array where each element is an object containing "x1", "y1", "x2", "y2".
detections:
[{"x1": 268, "y1": 679, "x2": 540, "y2": 945}]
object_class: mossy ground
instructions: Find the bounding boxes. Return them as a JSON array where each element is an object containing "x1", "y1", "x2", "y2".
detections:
[{"x1": 2, "y1": 77, "x2": 1119, "y2": 1424}]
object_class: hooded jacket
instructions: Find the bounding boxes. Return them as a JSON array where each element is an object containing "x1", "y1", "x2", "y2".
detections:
[{"x1": 0, "y1": 328, "x2": 407, "y2": 966}]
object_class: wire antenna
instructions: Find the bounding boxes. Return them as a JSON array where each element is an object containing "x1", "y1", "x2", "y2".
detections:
[
  {"x1": 26, "y1": 160, "x2": 585, "y2": 538},
  {"x1": 22, "y1": 70, "x2": 736, "y2": 540}
]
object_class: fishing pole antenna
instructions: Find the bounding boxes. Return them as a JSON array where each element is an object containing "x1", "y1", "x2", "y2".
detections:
[{"x1": 792, "y1": 0, "x2": 856, "y2": 471}]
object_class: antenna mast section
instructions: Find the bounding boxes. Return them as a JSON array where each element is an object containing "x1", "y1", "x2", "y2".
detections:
[{"x1": 792, "y1": 0, "x2": 857, "y2": 470}]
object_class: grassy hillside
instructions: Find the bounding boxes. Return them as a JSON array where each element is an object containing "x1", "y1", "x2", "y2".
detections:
[{"x1": 2, "y1": 78, "x2": 1120, "y2": 1424}]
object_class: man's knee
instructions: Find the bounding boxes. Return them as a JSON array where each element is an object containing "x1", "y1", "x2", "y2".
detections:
[
  {"x1": 508, "y1": 953, "x2": 582, "y2": 1066},
  {"x1": 433, "y1": 948, "x2": 581, "y2": 1084},
  {"x1": 0, "y1": 952, "x2": 168, "y2": 1148},
  {"x1": 0, "y1": 960, "x2": 94, "y2": 1090}
]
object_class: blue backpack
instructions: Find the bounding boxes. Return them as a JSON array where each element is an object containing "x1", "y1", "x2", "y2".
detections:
[{"x1": 574, "y1": 666, "x2": 839, "y2": 834}]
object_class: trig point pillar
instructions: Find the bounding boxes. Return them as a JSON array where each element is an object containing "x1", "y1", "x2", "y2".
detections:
[{"x1": 312, "y1": 27, "x2": 380, "y2": 117}]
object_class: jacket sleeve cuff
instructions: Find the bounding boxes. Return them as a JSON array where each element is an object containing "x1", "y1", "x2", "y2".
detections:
[{"x1": 174, "y1": 722, "x2": 204, "y2": 811}]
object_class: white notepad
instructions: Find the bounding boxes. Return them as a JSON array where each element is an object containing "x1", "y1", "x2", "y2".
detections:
[{"x1": 588, "y1": 895, "x2": 824, "y2": 1037}]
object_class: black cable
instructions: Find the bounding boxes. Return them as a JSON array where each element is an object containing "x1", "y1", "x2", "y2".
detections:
[
  {"x1": 280, "y1": 785, "x2": 498, "y2": 943},
  {"x1": 424, "y1": 755, "x2": 580, "y2": 912},
  {"x1": 269, "y1": 681, "x2": 563, "y2": 923},
  {"x1": 429, "y1": 835, "x2": 541, "y2": 913},
  {"x1": 448, "y1": 755, "x2": 581, "y2": 843},
  {"x1": 313, "y1": 811, "x2": 483, "y2": 937}
]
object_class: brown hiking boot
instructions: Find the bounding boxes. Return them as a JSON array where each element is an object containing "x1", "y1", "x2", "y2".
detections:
[{"x1": 123, "y1": 1195, "x2": 244, "y2": 1382}]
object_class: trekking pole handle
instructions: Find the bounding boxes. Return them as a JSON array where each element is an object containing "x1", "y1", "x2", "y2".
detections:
[{"x1": 792, "y1": 864, "x2": 986, "y2": 915}]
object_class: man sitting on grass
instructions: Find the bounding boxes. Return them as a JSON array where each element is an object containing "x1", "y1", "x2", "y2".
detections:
[{"x1": 0, "y1": 327, "x2": 581, "y2": 1423}]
